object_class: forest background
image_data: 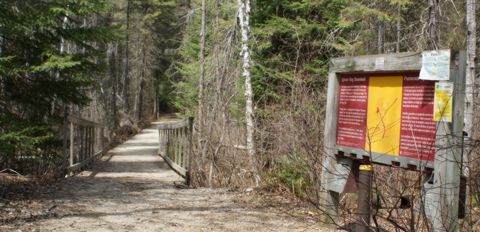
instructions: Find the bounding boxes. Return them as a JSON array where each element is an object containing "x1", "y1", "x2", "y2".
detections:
[{"x1": 0, "y1": 0, "x2": 479, "y2": 231}]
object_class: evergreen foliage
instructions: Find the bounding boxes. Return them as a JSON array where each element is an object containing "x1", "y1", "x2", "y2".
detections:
[
  {"x1": 0, "y1": 0, "x2": 115, "y2": 172},
  {"x1": 251, "y1": 0, "x2": 350, "y2": 104}
]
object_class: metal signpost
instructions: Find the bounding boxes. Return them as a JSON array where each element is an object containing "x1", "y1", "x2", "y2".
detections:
[{"x1": 321, "y1": 51, "x2": 466, "y2": 231}]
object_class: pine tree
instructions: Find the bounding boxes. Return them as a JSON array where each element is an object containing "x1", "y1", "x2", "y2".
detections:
[{"x1": 0, "y1": 0, "x2": 115, "y2": 173}]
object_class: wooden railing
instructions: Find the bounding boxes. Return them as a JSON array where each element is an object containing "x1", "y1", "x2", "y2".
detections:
[
  {"x1": 158, "y1": 118, "x2": 193, "y2": 185},
  {"x1": 67, "y1": 115, "x2": 105, "y2": 174}
]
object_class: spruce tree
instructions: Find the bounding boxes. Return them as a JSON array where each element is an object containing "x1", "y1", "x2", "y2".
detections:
[{"x1": 0, "y1": 0, "x2": 115, "y2": 173}]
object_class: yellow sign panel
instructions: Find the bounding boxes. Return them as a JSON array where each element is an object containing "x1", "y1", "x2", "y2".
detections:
[
  {"x1": 365, "y1": 76, "x2": 403, "y2": 156},
  {"x1": 433, "y1": 82, "x2": 453, "y2": 122}
]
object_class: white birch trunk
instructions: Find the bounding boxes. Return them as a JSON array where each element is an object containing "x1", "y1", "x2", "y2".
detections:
[
  {"x1": 238, "y1": 0, "x2": 260, "y2": 186},
  {"x1": 464, "y1": 0, "x2": 476, "y2": 176}
]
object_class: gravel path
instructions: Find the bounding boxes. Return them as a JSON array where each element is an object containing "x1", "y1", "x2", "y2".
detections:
[{"x1": 1, "y1": 123, "x2": 332, "y2": 232}]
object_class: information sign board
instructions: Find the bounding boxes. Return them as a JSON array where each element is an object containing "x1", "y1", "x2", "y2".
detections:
[{"x1": 336, "y1": 73, "x2": 437, "y2": 165}]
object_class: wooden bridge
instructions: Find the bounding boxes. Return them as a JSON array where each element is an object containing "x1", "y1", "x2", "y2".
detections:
[
  {"x1": 1, "y1": 116, "x2": 327, "y2": 232},
  {"x1": 66, "y1": 116, "x2": 193, "y2": 186}
]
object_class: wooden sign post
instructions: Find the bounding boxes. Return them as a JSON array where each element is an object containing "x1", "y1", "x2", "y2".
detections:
[{"x1": 321, "y1": 51, "x2": 466, "y2": 231}]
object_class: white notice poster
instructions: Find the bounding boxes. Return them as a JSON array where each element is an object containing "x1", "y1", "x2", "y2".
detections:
[{"x1": 419, "y1": 50, "x2": 451, "y2": 81}]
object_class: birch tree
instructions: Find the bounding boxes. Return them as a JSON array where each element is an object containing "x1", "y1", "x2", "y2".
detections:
[
  {"x1": 465, "y1": 0, "x2": 476, "y2": 142},
  {"x1": 237, "y1": 0, "x2": 260, "y2": 186}
]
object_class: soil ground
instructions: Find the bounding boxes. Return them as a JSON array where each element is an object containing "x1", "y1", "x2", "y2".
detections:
[{"x1": 0, "y1": 122, "x2": 333, "y2": 232}]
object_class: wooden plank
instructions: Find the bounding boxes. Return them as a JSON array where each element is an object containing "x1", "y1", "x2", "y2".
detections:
[
  {"x1": 177, "y1": 128, "x2": 183, "y2": 167},
  {"x1": 179, "y1": 129, "x2": 183, "y2": 167},
  {"x1": 430, "y1": 51, "x2": 466, "y2": 231},
  {"x1": 321, "y1": 65, "x2": 341, "y2": 222},
  {"x1": 157, "y1": 119, "x2": 190, "y2": 130},
  {"x1": 159, "y1": 151, "x2": 187, "y2": 178},
  {"x1": 100, "y1": 127, "x2": 105, "y2": 151},
  {"x1": 67, "y1": 150, "x2": 103, "y2": 173},
  {"x1": 68, "y1": 115, "x2": 103, "y2": 127},
  {"x1": 80, "y1": 126, "x2": 85, "y2": 163},
  {"x1": 168, "y1": 129, "x2": 172, "y2": 160},
  {"x1": 187, "y1": 118, "x2": 193, "y2": 186},
  {"x1": 158, "y1": 129, "x2": 167, "y2": 157},
  {"x1": 175, "y1": 129, "x2": 180, "y2": 165},
  {"x1": 86, "y1": 127, "x2": 90, "y2": 159},
  {"x1": 66, "y1": 117, "x2": 105, "y2": 176},
  {"x1": 91, "y1": 127, "x2": 95, "y2": 156},
  {"x1": 330, "y1": 52, "x2": 422, "y2": 73},
  {"x1": 183, "y1": 128, "x2": 188, "y2": 168},
  {"x1": 69, "y1": 123, "x2": 74, "y2": 167},
  {"x1": 90, "y1": 127, "x2": 94, "y2": 158},
  {"x1": 157, "y1": 117, "x2": 194, "y2": 184},
  {"x1": 356, "y1": 163, "x2": 372, "y2": 232}
]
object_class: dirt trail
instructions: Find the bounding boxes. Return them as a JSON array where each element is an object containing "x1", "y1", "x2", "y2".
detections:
[{"x1": 1, "y1": 122, "x2": 332, "y2": 232}]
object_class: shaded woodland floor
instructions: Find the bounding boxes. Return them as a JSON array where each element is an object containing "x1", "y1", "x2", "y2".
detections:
[{"x1": 0, "y1": 122, "x2": 331, "y2": 232}]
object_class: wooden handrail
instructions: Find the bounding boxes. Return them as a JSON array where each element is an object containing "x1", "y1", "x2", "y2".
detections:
[
  {"x1": 158, "y1": 118, "x2": 193, "y2": 185},
  {"x1": 68, "y1": 115, "x2": 103, "y2": 127},
  {"x1": 157, "y1": 120, "x2": 190, "y2": 130},
  {"x1": 66, "y1": 116, "x2": 105, "y2": 174}
]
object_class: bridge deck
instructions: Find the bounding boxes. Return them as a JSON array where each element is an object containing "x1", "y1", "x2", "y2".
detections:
[{"x1": 1, "y1": 122, "x2": 330, "y2": 232}]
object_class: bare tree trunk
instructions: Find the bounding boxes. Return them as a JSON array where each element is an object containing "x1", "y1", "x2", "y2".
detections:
[
  {"x1": 377, "y1": 22, "x2": 384, "y2": 54},
  {"x1": 153, "y1": 84, "x2": 159, "y2": 119},
  {"x1": 135, "y1": 45, "x2": 146, "y2": 122},
  {"x1": 123, "y1": 0, "x2": 131, "y2": 112},
  {"x1": 427, "y1": 0, "x2": 438, "y2": 49},
  {"x1": 135, "y1": 80, "x2": 145, "y2": 122},
  {"x1": 108, "y1": 43, "x2": 118, "y2": 142},
  {"x1": 238, "y1": 0, "x2": 260, "y2": 186},
  {"x1": 396, "y1": 6, "x2": 401, "y2": 53},
  {"x1": 198, "y1": 0, "x2": 207, "y2": 167}
]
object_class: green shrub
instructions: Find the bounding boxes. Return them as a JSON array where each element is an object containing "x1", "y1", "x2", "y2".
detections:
[{"x1": 274, "y1": 155, "x2": 311, "y2": 198}]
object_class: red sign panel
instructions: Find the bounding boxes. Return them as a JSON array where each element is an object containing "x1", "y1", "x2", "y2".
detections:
[
  {"x1": 336, "y1": 76, "x2": 368, "y2": 149},
  {"x1": 399, "y1": 76, "x2": 436, "y2": 161}
]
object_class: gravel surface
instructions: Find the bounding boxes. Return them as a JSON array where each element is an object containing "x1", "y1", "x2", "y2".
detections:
[{"x1": 1, "y1": 123, "x2": 333, "y2": 232}]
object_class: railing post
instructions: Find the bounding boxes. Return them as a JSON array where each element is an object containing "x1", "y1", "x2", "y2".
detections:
[
  {"x1": 90, "y1": 127, "x2": 94, "y2": 158},
  {"x1": 182, "y1": 127, "x2": 187, "y2": 168},
  {"x1": 158, "y1": 126, "x2": 166, "y2": 157},
  {"x1": 169, "y1": 129, "x2": 173, "y2": 160},
  {"x1": 69, "y1": 122, "x2": 74, "y2": 168},
  {"x1": 157, "y1": 118, "x2": 194, "y2": 185},
  {"x1": 176, "y1": 128, "x2": 181, "y2": 165},
  {"x1": 63, "y1": 112, "x2": 68, "y2": 172},
  {"x1": 80, "y1": 126, "x2": 84, "y2": 162},
  {"x1": 87, "y1": 127, "x2": 90, "y2": 159},
  {"x1": 100, "y1": 127, "x2": 105, "y2": 152},
  {"x1": 187, "y1": 117, "x2": 193, "y2": 186},
  {"x1": 66, "y1": 116, "x2": 104, "y2": 174}
]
